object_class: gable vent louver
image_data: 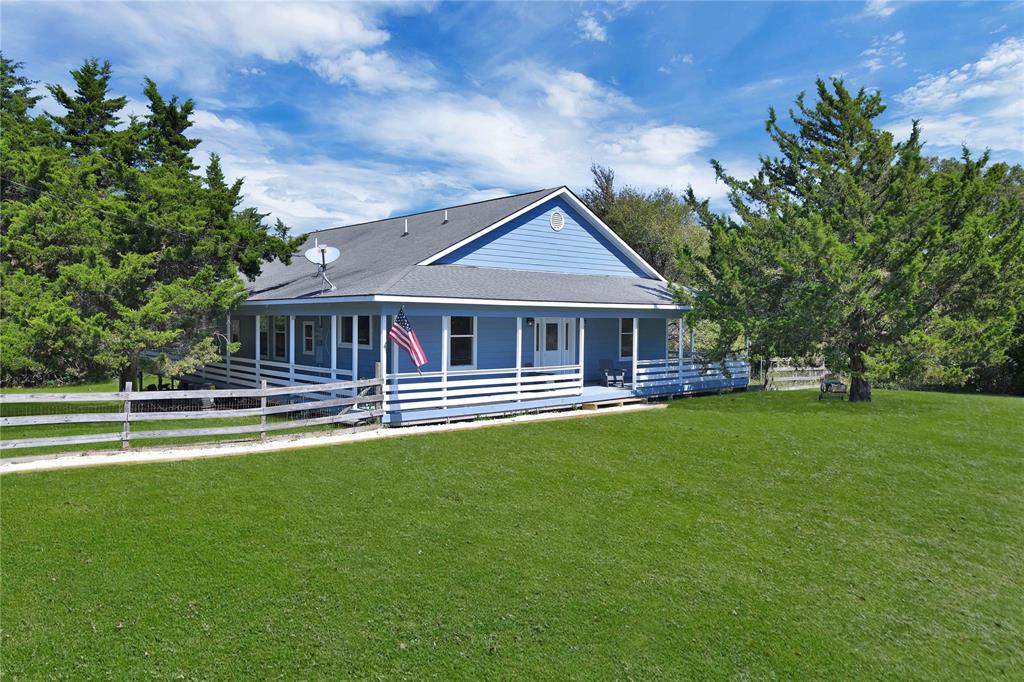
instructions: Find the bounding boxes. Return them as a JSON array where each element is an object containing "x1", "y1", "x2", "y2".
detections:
[{"x1": 550, "y1": 210, "x2": 565, "y2": 231}]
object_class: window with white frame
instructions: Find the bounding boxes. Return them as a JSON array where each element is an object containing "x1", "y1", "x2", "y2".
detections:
[
  {"x1": 230, "y1": 318, "x2": 240, "y2": 344},
  {"x1": 302, "y1": 320, "x2": 315, "y2": 354},
  {"x1": 273, "y1": 317, "x2": 287, "y2": 359},
  {"x1": 619, "y1": 318, "x2": 633, "y2": 360},
  {"x1": 449, "y1": 316, "x2": 475, "y2": 367},
  {"x1": 259, "y1": 317, "x2": 269, "y2": 359},
  {"x1": 340, "y1": 315, "x2": 372, "y2": 349}
]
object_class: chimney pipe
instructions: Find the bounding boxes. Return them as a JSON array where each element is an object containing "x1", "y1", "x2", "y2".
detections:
[
  {"x1": 443, "y1": 209, "x2": 448, "y2": 223},
  {"x1": 404, "y1": 218, "x2": 408, "y2": 236}
]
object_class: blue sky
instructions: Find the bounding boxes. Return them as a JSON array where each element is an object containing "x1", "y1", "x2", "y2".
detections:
[{"x1": 4, "y1": 1, "x2": 1022, "y2": 232}]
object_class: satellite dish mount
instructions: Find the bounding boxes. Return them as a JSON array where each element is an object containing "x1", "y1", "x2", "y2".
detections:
[{"x1": 304, "y1": 238, "x2": 341, "y2": 293}]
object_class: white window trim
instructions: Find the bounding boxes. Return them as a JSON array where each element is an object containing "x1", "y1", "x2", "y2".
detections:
[
  {"x1": 618, "y1": 317, "x2": 634, "y2": 361},
  {"x1": 339, "y1": 315, "x2": 373, "y2": 350},
  {"x1": 302, "y1": 320, "x2": 315, "y2": 354},
  {"x1": 448, "y1": 315, "x2": 477, "y2": 369}
]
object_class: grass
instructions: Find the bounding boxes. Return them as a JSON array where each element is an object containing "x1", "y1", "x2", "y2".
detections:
[{"x1": 2, "y1": 390, "x2": 1021, "y2": 679}]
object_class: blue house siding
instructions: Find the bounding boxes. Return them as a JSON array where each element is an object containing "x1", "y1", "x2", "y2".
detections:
[
  {"x1": 639, "y1": 318, "x2": 667, "y2": 360},
  {"x1": 583, "y1": 318, "x2": 620, "y2": 382},
  {"x1": 435, "y1": 197, "x2": 647, "y2": 278}
]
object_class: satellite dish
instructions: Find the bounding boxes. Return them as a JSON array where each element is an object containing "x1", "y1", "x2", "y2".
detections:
[
  {"x1": 304, "y1": 241, "x2": 340, "y2": 292},
  {"x1": 304, "y1": 245, "x2": 340, "y2": 266}
]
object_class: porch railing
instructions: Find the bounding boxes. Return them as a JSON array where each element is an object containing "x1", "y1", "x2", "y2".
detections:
[
  {"x1": 188, "y1": 356, "x2": 355, "y2": 390},
  {"x1": 633, "y1": 355, "x2": 749, "y2": 393},
  {"x1": 386, "y1": 364, "x2": 584, "y2": 415}
]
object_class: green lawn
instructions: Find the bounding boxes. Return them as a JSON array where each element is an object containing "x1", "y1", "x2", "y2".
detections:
[{"x1": 2, "y1": 390, "x2": 1021, "y2": 679}]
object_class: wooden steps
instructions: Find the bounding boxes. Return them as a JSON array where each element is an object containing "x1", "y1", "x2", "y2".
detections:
[{"x1": 581, "y1": 397, "x2": 645, "y2": 410}]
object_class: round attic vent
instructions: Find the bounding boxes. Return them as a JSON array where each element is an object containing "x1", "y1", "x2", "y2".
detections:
[{"x1": 550, "y1": 210, "x2": 565, "y2": 231}]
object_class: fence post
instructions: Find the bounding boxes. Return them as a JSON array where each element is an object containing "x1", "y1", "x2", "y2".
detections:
[
  {"x1": 260, "y1": 379, "x2": 267, "y2": 439},
  {"x1": 122, "y1": 381, "x2": 132, "y2": 449},
  {"x1": 376, "y1": 361, "x2": 387, "y2": 424}
]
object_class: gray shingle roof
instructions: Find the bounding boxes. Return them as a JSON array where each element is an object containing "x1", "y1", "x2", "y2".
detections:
[{"x1": 245, "y1": 187, "x2": 679, "y2": 307}]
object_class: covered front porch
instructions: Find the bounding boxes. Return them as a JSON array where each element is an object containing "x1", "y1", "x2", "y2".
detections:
[{"x1": 190, "y1": 304, "x2": 748, "y2": 425}]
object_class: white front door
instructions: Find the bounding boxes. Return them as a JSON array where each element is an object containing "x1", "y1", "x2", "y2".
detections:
[{"x1": 534, "y1": 318, "x2": 576, "y2": 367}]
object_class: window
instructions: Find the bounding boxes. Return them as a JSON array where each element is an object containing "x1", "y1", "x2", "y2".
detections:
[
  {"x1": 274, "y1": 317, "x2": 287, "y2": 359},
  {"x1": 340, "y1": 316, "x2": 372, "y2": 349},
  {"x1": 619, "y1": 318, "x2": 634, "y2": 360},
  {"x1": 230, "y1": 318, "x2": 240, "y2": 344},
  {"x1": 545, "y1": 322, "x2": 559, "y2": 352},
  {"x1": 449, "y1": 316, "x2": 475, "y2": 367},
  {"x1": 302, "y1": 321, "x2": 315, "y2": 354},
  {"x1": 259, "y1": 317, "x2": 269, "y2": 359}
]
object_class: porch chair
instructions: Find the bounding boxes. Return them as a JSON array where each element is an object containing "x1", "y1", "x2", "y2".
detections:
[{"x1": 599, "y1": 359, "x2": 626, "y2": 388}]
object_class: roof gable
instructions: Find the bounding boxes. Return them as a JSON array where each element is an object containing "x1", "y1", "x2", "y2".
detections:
[
  {"x1": 419, "y1": 187, "x2": 664, "y2": 281},
  {"x1": 433, "y1": 195, "x2": 648, "y2": 278}
]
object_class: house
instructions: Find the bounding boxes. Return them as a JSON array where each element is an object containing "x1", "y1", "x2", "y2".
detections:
[{"x1": 187, "y1": 186, "x2": 748, "y2": 424}]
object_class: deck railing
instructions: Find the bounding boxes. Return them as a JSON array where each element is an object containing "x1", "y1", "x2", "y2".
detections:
[
  {"x1": 386, "y1": 364, "x2": 584, "y2": 415},
  {"x1": 188, "y1": 356, "x2": 355, "y2": 391},
  {"x1": 633, "y1": 355, "x2": 749, "y2": 393}
]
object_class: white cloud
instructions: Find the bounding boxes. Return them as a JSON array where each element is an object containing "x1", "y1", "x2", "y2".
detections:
[
  {"x1": 190, "y1": 109, "x2": 494, "y2": 233},
  {"x1": 311, "y1": 50, "x2": 435, "y2": 93},
  {"x1": 577, "y1": 12, "x2": 607, "y2": 42},
  {"x1": 501, "y1": 65, "x2": 634, "y2": 120},
  {"x1": 863, "y1": 0, "x2": 896, "y2": 19},
  {"x1": 327, "y1": 72, "x2": 725, "y2": 200},
  {"x1": 896, "y1": 37, "x2": 1023, "y2": 110},
  {"x1": 861, "y1": 31, "x2": 906, "y2": 72},
  {"x1": 886, "y1": 37, "x2": 1024, "y2": 153},
  {"x1": 11, "y1": 2, "x2": 421, "y2": 95}
]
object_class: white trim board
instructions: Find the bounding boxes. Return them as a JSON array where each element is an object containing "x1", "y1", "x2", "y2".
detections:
[
  {"x1": 416, "y1": 186, "x2": 667, "y2": 282},
  {"x1": 241, "y1": 294, "x2": 688, "y2": 311}
]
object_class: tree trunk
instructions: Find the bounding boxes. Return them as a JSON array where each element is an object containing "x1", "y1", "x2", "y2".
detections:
[
  {"x1": 118, "y1": 356, "x2": 140, "y2": 391},
  {"x1": 849, "y1": 349, "x2": 871, "y2": 402}
]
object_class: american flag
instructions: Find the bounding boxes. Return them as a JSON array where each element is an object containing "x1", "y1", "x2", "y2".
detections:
[{"x1": 388, "y1": 306, "x2": 428, "y2": 371}]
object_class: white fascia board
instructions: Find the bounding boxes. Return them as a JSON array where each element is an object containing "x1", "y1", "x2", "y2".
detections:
[
  {"x1": 241, "y1": 294, "x2": 688, "y2": 311},
  {"x1": 417, "y1": 187, "x2": 667, "y2": 282}
]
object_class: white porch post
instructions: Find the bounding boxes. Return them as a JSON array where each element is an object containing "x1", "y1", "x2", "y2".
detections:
[
  {"x1": 379, "y1": 314, "x2": 388, "y2": 414},
  {"x1": 632, "y1": 317, "x2": 639, "y2": 390},
  {"x1": 441, "y1": 316, "x2": 450, "y2": 405},
  {"x1": 515, "y1": 317, "x2": 522, "y2": 398},
  {"x1": 254, "y1": 314, "x2": 262, "y2": 383},
  {"x1": 677, "y1": 317, "x2": 685, "y2": 383},
  {"x1": 330, "y1": 314, "x2": 337, "y2": 380},
  {"x1": 577, "y1": 317, "x2": 585, "y2": 390},
  {"x1": 288, "y1": 315, "x2": 295, "y2": 381},
  {"x1": 225, "y1": 313, "x2": 232, "y2": 385},
  {"x1": 351, "y1": 315, "x2": 359, "y2": 386}
]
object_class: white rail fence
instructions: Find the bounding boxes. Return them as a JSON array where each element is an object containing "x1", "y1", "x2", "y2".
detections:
[{"x1": 0, "y1": 378, "x2": 383, "y2": 452}]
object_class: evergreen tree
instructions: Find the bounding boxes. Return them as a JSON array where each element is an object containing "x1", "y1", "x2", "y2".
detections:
[
  {"x1": 142, "y1": 77, "x2": 199, "y2": 168},
  {"x1": 1, "y1": 57, "x2": 301, "y2": 387},
  {"x1": 0, "y1": 53, "x2": 42, "y2": 117},
  {"x1": 46, "y1": 58, "x2": 127, "y2": 155},
  {"x1": 683, "y1": 79, "x2": 1024, "y2": 400}
]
